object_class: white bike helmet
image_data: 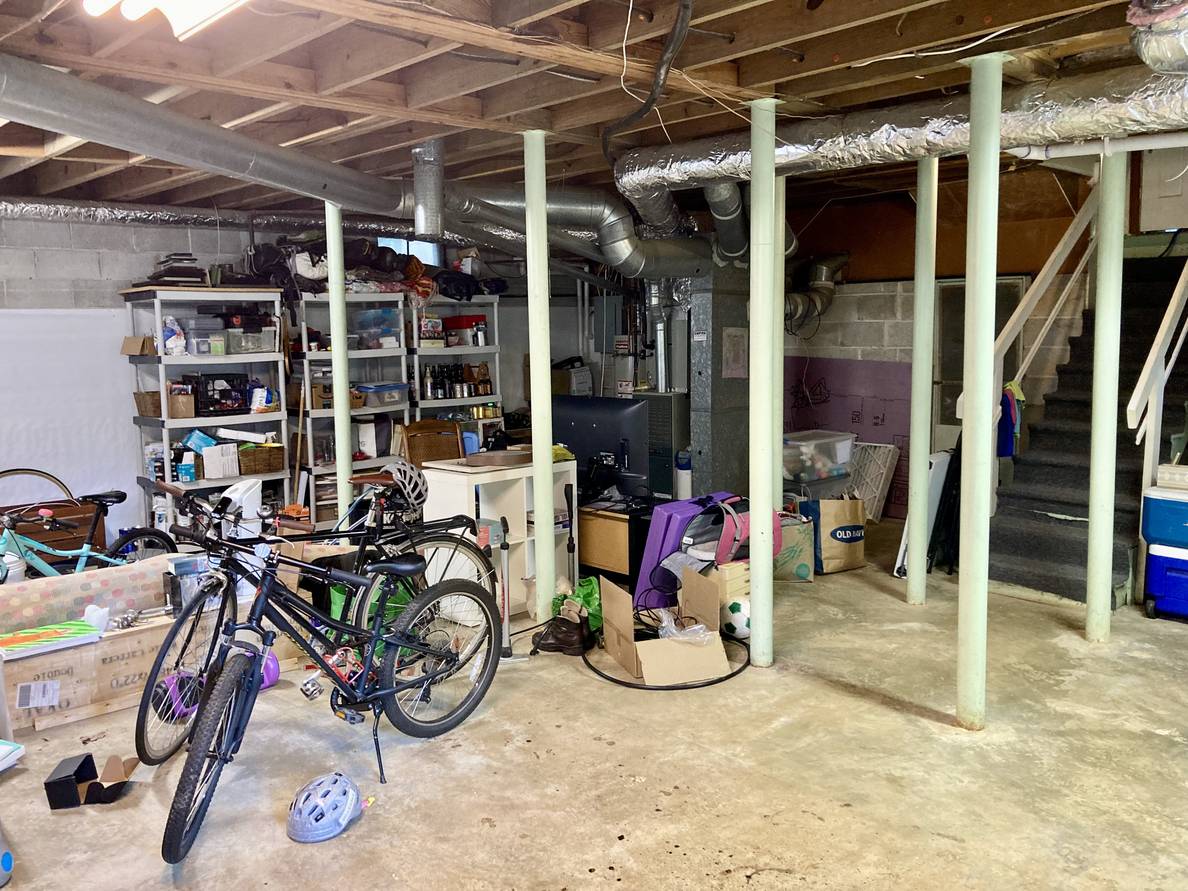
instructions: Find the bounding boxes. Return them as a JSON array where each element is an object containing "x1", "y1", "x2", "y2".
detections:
[
  {"x1": 382, "y1": 458, "x2": 429, "y2": 513},
  {"x1": 287, "y1": 772, "x2": 362, "y2": 844}
]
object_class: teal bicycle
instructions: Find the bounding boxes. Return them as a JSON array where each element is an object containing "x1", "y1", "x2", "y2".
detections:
[{"x1": 0, "y1": 469, "x2": 176, "y2": 583}]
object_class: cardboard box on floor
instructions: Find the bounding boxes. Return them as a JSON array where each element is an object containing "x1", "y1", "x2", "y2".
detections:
[{"x1": 601, "y1": 571, "x2": 729, "y2": 686}]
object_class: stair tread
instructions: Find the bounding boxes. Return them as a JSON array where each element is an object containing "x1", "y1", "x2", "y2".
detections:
[
  {"x1": 997, "y1": 482, "x2": 1141, "y2": 514},
  {"x1": 1014, "y1": 450, "x2": 1144, "y2": 473}
]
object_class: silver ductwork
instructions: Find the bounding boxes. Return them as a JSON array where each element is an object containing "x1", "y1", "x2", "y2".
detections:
[
  {"x1": 616, "y1": 65, "x2": 1188, "y2": 219},
  {"x1": 1130, "y1": 1, "x2": 1188, "y2": 73},
  {"x1": 785, "y1": 254, "x2": 849, "y2": 332},
  {"x1": 0, "y1": 54, "x2": 415, "y2": 218},
  {"x1": 468, "y1": 185, "x2": 711, "y2": 279},
  {"x1": 0, "y1": 53, "x2": 707, "y2": 280},
  {"x1": 647, "y1": 281, "x2": 671, "y2": 393},
  {"x1": 703, "y1": 182, "x2": 748, "y2": 261},
  {"x1": 411, "y1": 137, "x2": 445, "y2": 238}
]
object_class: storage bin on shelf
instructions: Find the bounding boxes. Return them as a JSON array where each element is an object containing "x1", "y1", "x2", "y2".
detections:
[
  {"x1": 783, "y1": 430, "x2": 856, "y2": 483},
  {"x1": 357, "y1": 381, "x2": 410, "y2": 408},
  {"x1": 237, "y1": 444, "x2": 285, "y2": 474},
  {"x1": 225, "y1": 326, "x2": 276, "y2": 354},
  {"x1": 183, "y1": 373, "x2": 250, "y2": 417}
]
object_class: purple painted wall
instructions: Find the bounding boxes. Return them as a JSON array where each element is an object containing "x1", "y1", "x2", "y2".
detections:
[{"x1": 784, "y1": 357, "x2": 912, "y2": 519}]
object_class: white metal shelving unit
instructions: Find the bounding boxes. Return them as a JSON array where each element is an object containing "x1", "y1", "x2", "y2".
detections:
[
  {"x1": 124, "y1": 286, "x2": 290, "y2": 527},
  {"x1": 412, "y1": 295, "x2": 504, "y2": 435},
  {"x1": 291, "y1": 291, "x2": 413, "y2": 528}
]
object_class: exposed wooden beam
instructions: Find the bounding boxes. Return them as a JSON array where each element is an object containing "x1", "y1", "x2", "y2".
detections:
[
  {"x1": 0, "y1": 122, "x2": 44, "y2": 157},
  {"x1": 309, "y1": 26, "x2": 457, "y2": 95},
  {"x1": 739, "y1": 0, "x2": 1128, "y2": 88},
  {"x1": 282, "y1": 0, "x2": 767, "y2": 102},
  {"x1": 493, "y1": 0, "x2": 589, "y2": 29}
]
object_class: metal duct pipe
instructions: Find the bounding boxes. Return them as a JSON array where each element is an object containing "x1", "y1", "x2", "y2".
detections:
[
  {"x1": 615, "y1": 65, "x2": 1188, "y2": 218},
  {"x1": 0, "y1": 53, "x2": 413, "y2": 218},
  {"x1": 468, "y1": 185, "x2": 711, "y2": 279},
  {"x1": 785, "y1": 253, "x2": 849, "y2": 331},
  {"x1": 411, "y1": 137, "x2": 445, "y2": 238},
  {"x1": 704, "y1": 182, "x2": 748, "y2": 260},
  {"x1": 1130, "y1": 0, "x2": 1188, "y2": 73},
  {"x1": 647, "y1": 281, "x2": 671, "y2": 393},
  {"x1": 447, "y1": 221, "x2": 625, "y2": 293},
  {"x1": 445, "y1": 188, "x2": 610, "y2": 266}
]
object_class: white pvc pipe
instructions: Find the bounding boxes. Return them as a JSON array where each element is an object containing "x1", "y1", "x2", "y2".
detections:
[
  {"x1": 1010, "y1": 130, "x2": 1188, "y2": 161},
  {"x1": 956, "y1": 54, "x2": 1007, "y2": 732},
  {"x1": 523, "y1": 130, "x2": 556, "y2": 621},
  {"x1": 324, "y1": 201, "x2": 353, "y2": 517},
  {"x1": 749, "y1": 98, "x2": 778, "y2": 669},
  {"x1": 907, "y1": 157, "x2": 939, "y2": 606},
  {"x1": 1085, "y1": 150, "x2": 1129, "y2": 644}
]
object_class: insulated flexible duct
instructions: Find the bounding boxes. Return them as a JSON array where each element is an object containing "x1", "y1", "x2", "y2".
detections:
[
  {"x1": 615, "y1": 65, "x2": 1188, "y2": 222},
  {"x1": 1130, "y1": 0, "x2": 1188, "y2": 73},
  {"x1": 411, "y1": 137, "x2": 445, "y2": 238}
]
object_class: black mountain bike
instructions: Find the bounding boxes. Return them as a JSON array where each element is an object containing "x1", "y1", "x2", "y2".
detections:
[
  {"x1": 156, "y1": 494, "x2": 500, "y2": 864},
  {"x1": 135, "y1": 476, "x2": 495, "y2": 766}
]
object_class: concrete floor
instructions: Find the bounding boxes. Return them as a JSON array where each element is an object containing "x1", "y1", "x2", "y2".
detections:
[{"x1": 4, "y1": 521, "x2": 1188, "y2": 889}]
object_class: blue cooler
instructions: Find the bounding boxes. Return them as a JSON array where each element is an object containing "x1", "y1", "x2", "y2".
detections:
[
  {"x1": 1141, "y1": 487, "x2": 1188, "y2": 549},
  {"x1": 1146, "y1": 544, "x2": 1188, "y2": 619}
]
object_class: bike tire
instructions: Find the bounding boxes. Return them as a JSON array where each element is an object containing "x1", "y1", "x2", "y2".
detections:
[
  {"x1": 161, "y1": 652, "x2": 254, "y2": 865},
  {"x1": 352, "y1": 534, "x2": 496, "y2": 654},
  {"x1": 105, "y1": 527, "x2": 177, "y2": 564},
  {"x1": 135, "y1": 577, "x2": 236, "y2": 765},
  {"x1": 379, "y1": 580, "x2": 500, "y2": 739}
]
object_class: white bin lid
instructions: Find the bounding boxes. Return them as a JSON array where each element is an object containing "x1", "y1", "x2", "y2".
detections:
[
  {"x1": 1149, "y1": 544, "x2": 1188, "y2": 559},
  {"x1": 1143, "y1": 486, "x2": 1188, "y2": 503}
]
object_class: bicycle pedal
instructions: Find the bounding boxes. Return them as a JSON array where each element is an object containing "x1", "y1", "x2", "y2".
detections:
[{"x1": 334, "y1": 708, "x2": 365, "y2": 725}]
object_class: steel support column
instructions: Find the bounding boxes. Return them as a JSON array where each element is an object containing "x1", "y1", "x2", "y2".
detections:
[
  {"x1": 749, "y1": 98, "x2": 778, "y2": 668},
  {"x1": 1085, "y1": 150, "x2": 1129, "y2": 643},
  {"x1": 957, "y1": 54, "x2": 1007, "y2": 731},
  {"x1": 523, "y1": 130, "x2": 556, "y2": 620},
  {"x1": 907, "y1": 157, "x2": 939, "y2": 606}
]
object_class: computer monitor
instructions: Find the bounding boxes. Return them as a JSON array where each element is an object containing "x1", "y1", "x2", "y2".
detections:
[{"x1": 552, "y1": 396, "x2": 649, "y2": 499}]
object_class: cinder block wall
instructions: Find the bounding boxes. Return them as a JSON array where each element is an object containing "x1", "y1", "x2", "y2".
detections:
[
  {"x1": 785, "y1": 277, "x2": 1084, "y2": 405},
  {"x1": 0, "y1": 218, "x2": 251, "y2": 309}
]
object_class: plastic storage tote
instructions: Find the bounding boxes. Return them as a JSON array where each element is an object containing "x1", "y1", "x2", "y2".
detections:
[
  {"x1": 1145, "y1": 544, "x2": 1188, "y2": 619},
  {"x1": 783, "y1": 430, "x2": 856, "y2": 483},
  {"x1": 1141, "y1": 486, "x2": 1188, "y2": 549},
  {"x1": 356, "y1": 382, "x2": 410, "y2": 407}
]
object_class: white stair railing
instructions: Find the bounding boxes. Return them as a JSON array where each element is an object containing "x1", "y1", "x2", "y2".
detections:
[{"x1": 956, "y1": 187, "x2": 1099, "y2": 419}]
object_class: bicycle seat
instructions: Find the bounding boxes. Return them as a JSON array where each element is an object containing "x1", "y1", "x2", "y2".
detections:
[
  {"x1": 365, "y1": 555, "x2": 427, "y2": 578},
  {"x1": 349, "y1": 473, "x2": 395, "y2": 486},
  {"x1": 80, "y1": 490, "x2": 127, "y2": 507}
]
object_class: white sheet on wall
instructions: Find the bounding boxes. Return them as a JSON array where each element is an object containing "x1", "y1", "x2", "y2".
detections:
[{"x1": 0, "y1": 309, "x2": 142, "y2": 542}]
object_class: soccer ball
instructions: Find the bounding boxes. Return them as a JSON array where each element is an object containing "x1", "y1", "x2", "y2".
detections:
[{"x1": 721, "y1": 596, "x2": 751, "y2": 640}]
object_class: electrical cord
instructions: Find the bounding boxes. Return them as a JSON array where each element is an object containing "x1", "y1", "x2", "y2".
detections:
[{"x1": 602, "y1": 0, "x2": 693, "y2": 164}]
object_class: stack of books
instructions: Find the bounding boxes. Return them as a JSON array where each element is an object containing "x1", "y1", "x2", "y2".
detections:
[{"x1": 144, "y1": 252, "x2": 207, "y2": 286}]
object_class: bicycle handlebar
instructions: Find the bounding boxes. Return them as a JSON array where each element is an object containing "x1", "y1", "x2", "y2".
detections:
[
  {"x1": 153, "y1": 480, "x2": 187, "y2": 498},
  {"x1": 275, "y1": 516, "x2": 316, "y2": 534},
  {"x1": 169, "y1": 523, "x2": 207, "y2": 545}
]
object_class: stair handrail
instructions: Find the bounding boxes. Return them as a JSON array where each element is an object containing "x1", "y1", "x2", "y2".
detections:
[
  {"x1": 1014, "y1": 244, "x2": 1096, "y2": 386},
  {"x1": 1126, "y1": 257, "x2": 1188, "y2": 431},
  {"x1": 956, "y1": 188, "x2": 1099, "y2": 420}
]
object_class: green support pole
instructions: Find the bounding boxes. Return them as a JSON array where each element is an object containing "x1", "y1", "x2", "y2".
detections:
[
  {"x1": 773, "y1": 175, "x2": 788, "y2": 507},
  {"x1": 957, "y1": 54, "x2": 1007, "y2": 732},
  {"x1": 907, "y1": 157, "x2": 939, "y2": 606},
  {"x1": 324, "y1": 201, "x2": 353, "y2": 517},
  {"x1": 1086, "y1": 150, "x2": 1129, "y2": 643},
  {"x1": 749, "y1": 98, "x2": 778, "y2": 668},
  {"x1": 523, "y1": 129, "x2": 556, "y2": 621}
]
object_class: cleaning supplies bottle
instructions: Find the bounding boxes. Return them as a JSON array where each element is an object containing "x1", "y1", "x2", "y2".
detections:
[{"x1": 0, "y1": 818, "x2": 13, "y2": 887}]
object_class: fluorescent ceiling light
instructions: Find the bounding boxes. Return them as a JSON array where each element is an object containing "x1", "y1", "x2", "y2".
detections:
[{"x1": 82, "y1": 0, "x2": 250, "y2": 40}]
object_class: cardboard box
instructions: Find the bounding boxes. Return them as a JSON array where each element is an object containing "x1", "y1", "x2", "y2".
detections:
[
  {"x1": 601, "y1": 573, "x2": 729, "y2": 686},
  {"x1": 201, "y1": 443, "x2": 240, "y2": 479},
  {"x1": 44, "y1": 753, "x2": 138, "y2": 809},
  {"x1": 120, "y1": 335, "x2": 155, "y2": 356},
  {"x1": 775, "y1": 517, "x2": 815, "y2": 582},
  {"x1": 551, "y1": 366, "x2": 593, "y2": 396}
]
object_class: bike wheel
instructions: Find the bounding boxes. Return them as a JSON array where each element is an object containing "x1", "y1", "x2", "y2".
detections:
[
  {"x1": 105, "y1": 527, "x2": 177, "y2": 565},
  {"x1": 161, "y1": 652, "x2": 255, "y2": 865},
  {"x1": 135, "y1": 576, "x2": 236, "y2": 765},
  {"x1": 379, "y1": 580, "x2": 499, "y2": 738},
  {"x1": 353, "y1": 534, "x2": 496, "y2": 655}
]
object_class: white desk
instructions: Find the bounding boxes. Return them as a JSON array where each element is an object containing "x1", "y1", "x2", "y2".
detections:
[{"x1": 422, "y1": 458, "x2": 579, "y2": 617}]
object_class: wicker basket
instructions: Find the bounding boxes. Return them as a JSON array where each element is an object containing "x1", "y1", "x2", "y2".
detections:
[{"x1": 237, "y1": 445, "x2": 285, "y2": 475}]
